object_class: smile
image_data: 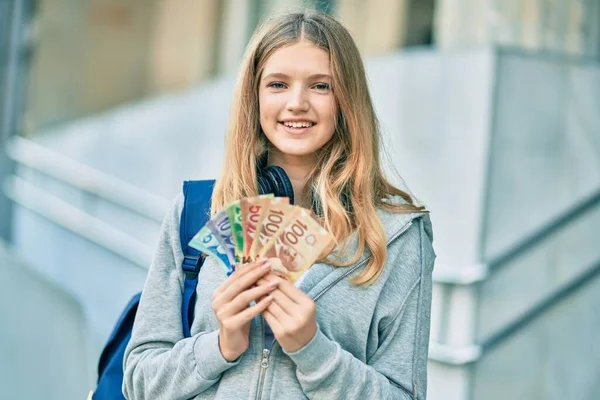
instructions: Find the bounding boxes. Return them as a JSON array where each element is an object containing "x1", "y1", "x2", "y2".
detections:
[
  {"x1": 279, "y1": 121, "x2": 316, "y2": 135},
  {"x1": 279, "y1": 121, "x2": 316, "y2": 134},
  {"x1": 281, "y1": 121, "x2": 315, "y2": 128}
]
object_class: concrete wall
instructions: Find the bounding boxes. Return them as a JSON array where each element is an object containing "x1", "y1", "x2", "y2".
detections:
[
  {"x1": 0, "y1": 241, "x2": 92, "y2": 400},
  {"x1": 473, "y1": 272, "x2": 600, "y2": 400},
  {"x1": 484, "y1": 50, "x2": 600, "y2": 259},
  {"x1": 435, "y1": 0, "x2": 600, "y2": 59}
]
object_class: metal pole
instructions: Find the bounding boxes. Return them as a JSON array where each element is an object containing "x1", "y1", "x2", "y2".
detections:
[{"x1": 0, "y1": 0, "x2": 32, "y2": 242}]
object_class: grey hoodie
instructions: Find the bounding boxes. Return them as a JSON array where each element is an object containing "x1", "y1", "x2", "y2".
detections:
[{"x1": 123, "y1": 194, "x2": 435, "y2": 400}]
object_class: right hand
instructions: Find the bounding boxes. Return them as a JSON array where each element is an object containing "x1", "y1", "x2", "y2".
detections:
[{"x1": 212, "y1": 258, "x2": 278, "y2": 362}]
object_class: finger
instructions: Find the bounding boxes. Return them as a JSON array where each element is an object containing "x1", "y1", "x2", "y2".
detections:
[
  {"x1": 216, "y1": 260, "x2": 272, "y2": 304},
  {"x1": 223, "y1": 280, "x2": 279, "y2": 317},
  {"x1": 235, "y1": 257, "x2": 267, "y2": 275},
  {"x1": 264, "y1": 299, "x2": 290, "y2": 322},
  {"x1": 256, "y1": 272, "x2": 287, "y2": 288},
  {"x1": 254, "y1": 276, "x2": 281, "y2": 301},
  {"x1": 257, "y1": 275, "x2": 304, "y2": 307},
  {"x1": 272, "y1": 278, "x2": 306, "y2": 305},
  {"x1": 214, "y1": 258, "x2": 267, "y2": 296},
  {"x1": 262, "y1": 309, "x2": 284, "y2": 334},
  {"x1": 269, "y1": 288, "x2": 297, "y2": 314},
  {"x1": 227, "y1": 257, "x2": 269, "y2": 282},
  {"x1": 256, "y1": 276, "x2": 276, "y2": 287},
  {"x1": 255, "y1": 276, "x2": 305, "y2": 313},
  {"x1": 231, "y1": 294, "x2": 274, "y2": 326}
]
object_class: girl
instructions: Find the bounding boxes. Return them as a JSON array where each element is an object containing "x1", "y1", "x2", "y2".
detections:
[{"x1": 124, "y1": 9, "x2": 435, "y2": 400}]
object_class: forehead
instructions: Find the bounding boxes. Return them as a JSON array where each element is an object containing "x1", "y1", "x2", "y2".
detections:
[{"x1": 261, "y1": 41, "x2": 331, "y2": 78}]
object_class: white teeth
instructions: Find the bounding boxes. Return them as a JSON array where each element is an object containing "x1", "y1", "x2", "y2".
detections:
[{"x1": 283, "y1": 121, "x2": 314, "y2": 128}]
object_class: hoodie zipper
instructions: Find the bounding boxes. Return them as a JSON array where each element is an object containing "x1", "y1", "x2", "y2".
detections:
[
  {"x1": 255, "y1": 317, "x2": 273, "y2": 400},
  {"x1": 255, "y1": 347, "x2": 271, "y2": 399},
  {"x1": 253, "y1": 219, "x2": 413, "y2": 399}
]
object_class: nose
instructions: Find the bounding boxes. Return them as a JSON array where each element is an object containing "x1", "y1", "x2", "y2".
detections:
[{"x1": 286, "y1": 86, "x2": 309, "y2": 113}]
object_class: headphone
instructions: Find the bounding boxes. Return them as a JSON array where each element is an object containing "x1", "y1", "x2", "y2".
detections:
[
  {"x1": 257, "y1": 160, "x2": 352, "y2": 216},
  {"x1": 257, "y1": 165, "x2": 295, "y2": 205}
]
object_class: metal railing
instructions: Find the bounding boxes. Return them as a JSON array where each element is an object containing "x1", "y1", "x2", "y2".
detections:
[
  {"x1": 6, "y1": 137, "x2": 170, "y2": 222},
  {"x1": 4, "y1": 136, "x2": 168, "y2": 268},
  {"x1": 480, "y1": 258, "x2": 600, "y2": 353},
  {"x1": 3, "y1": 175, "x2": 154, "y2": 269},
  {"x1": 5, "y1": 136, "x2": 600, "y2": 367},
  {"x1": 433, "y1": 189, "x2": 600, "y2": 286},
  {"x1": 429, "y1": 187, "x2": 600, "y2": 365}
]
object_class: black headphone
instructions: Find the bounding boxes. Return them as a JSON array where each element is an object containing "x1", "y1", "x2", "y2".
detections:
[
  {"x1": 257, "y1": 165, "x2": 296, "y2": 204},
  {"x1": 257, "y1": 158, "x2": 352, "y2": 216}
]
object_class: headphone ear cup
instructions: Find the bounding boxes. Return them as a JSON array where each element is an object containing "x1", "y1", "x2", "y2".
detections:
[{"x1": 257, "y1": 166, "x2": 295, "y2": 204}]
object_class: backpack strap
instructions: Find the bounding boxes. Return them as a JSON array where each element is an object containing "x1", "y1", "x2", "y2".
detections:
[{"x1": 180, "y1": 179, "x2": 215, "y2": 338}]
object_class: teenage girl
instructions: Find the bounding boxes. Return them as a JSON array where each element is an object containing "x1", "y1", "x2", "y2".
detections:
[{"x1": 124, "y1": 9, "x2": 435, "y2": 400}]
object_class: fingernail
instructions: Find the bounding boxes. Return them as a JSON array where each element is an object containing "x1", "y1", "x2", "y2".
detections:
[
  {"x1": 257, "y1": 257, "x2": 268, "y2": 264},
  {"x1": 268, "y1": 280, "x2": 278, "y2": 289}
]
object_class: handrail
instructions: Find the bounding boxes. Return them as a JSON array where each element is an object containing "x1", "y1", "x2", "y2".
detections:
[
  {"x1": 3, "y1": 175, "x2": 152, "y2": 269},
  {"x1": 480, "y1": 259, "x2": 600, "y2": 353},
  {"x1": 433, "y1": 188, "x2": 600, "y2": 285},
  {"x1": 486, "y1": 188, "x2": 600, "y2": 273},
  {"x1": 429, "y1": 188, "x2": 600, "y2": 364},
  {"x1": 432, "y1": 262, "x2": 488, "y2": 285},
  {"x1": 7, "y1": 137, "x2": 600, "y2": 366},
  {"x1": 429, "y1": 258, "x2": 600, "y2": 365},
  {"x1": 427, "y1": 341, "x2": 482, "y2": 366},
  {"x1": 6, "y1": 136, "x2": 170, "y2": 222}
]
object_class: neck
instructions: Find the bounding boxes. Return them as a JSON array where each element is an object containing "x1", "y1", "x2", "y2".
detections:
[{"x1": 266, "y1": 150, "x2": 314, "y2": 208}]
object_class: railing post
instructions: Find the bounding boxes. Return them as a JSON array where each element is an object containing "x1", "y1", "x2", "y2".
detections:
[{"x1": 0, "y1": 0, "x2": 33, "y2": 242}]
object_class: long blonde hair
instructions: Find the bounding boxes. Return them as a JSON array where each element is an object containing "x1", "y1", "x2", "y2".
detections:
[{"x1": 212, "y1": 10, "x2": 426, "y2": 285}]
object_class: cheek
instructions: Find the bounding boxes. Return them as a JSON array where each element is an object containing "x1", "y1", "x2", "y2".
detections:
[
  {"x1": 318, "y1": 99, "x2": 337, "y2": 133},
  {"x1": 258, "y1": 92, "x2": 275, "y2": 123},
  {"x1": 261, "y1": 104, "x2": 282, "y2": 130}
]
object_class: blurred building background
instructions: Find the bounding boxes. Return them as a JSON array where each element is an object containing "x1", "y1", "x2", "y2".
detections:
[{"x1": 1, "y1": 0, "x2": 599, "y2": 399}]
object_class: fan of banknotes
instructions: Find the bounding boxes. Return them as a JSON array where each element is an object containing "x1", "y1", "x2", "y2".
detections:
[{"x1": 188, "y1": 195, "x2": 334, "y2": 282}]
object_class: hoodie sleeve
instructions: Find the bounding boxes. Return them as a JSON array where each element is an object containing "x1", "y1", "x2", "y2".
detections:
[
  {"x1": 283, "y1": 217, "x2": 435, "y2": 399},
  {"x1": 122, "y1": 195, "x2": 240, "y2": 400}
]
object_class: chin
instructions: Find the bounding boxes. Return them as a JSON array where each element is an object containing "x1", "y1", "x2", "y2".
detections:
[{"x1": 271, "y1": 143, "x2": 320, "y2": 158}]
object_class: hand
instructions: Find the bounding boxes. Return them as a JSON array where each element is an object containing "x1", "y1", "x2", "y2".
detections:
[
  {"x1": 212, "y1": 259, "x2": 279, "y2": 361},
  {"x1": 257, "y1": 272, "x2": 318, "y2": 353}
]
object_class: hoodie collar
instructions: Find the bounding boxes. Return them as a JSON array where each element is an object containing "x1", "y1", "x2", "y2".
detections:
[{"x1": 298, "y1": 198, "x2": 424, "y2": 298}]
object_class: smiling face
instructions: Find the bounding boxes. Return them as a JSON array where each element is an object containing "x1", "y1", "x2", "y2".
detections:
[{"x1": 258, "y1": 41, "x2": 338, "y2": 161}]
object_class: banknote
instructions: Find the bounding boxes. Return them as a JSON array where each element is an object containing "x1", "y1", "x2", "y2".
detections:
[
  {"x1": 226, "y1": 201, "x2": 243, "y2": 263},
  {"x1": 241, "y1": 195, "x2": 275, "y2": 262},
  {"x1": 207, "y1": 209, "x2": 237, "y2": 268},
  {"x1": 260, "y1": 208, "x2": 334, "y2": 282},
  {"x1": 253, "y1": 200, "x2": 297, "y2": 259},
  {"x1": 188, "y1": 226, "x2": 233, "y2": 275}
]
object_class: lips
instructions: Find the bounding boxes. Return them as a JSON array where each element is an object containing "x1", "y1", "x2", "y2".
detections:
[
  {"x1": 279, "y1": 121, "x2": 315, "y2": 134},
  {"x1": 280, "y1": 120, "x2": 316, "y2": 128}
]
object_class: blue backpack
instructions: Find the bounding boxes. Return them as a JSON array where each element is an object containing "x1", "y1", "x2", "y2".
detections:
[{"x1": 91, "y1": 180, "x2": 215, "y2": 400}]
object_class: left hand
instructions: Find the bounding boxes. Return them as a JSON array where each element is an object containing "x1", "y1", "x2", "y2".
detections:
[{"x1": 257, "y1": 273, "x2": 318, "y2": 353}]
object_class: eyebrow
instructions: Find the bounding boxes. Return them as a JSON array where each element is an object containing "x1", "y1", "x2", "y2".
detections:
[{"x1": 261, "y1": 72, "x2": 332, "y2": 81}]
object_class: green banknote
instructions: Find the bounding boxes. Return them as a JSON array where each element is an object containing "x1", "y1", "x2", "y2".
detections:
[{"x1": 226, "y1": 201, "x2": 243, "y2": 263}]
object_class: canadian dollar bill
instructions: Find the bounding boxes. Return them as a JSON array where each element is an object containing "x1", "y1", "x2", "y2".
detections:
[
  {"x1": 188, "y1": 226, "x2": 233, "y2": 275},
  {"x1": 226, "y1": 201, "x2": 243, "y2": 263},
  {"x1": 206, "y1": 208, "x2": 237, "y2": 268},
  {"x1": 241, "y1": 194, "x2": 275, "y2": 262},
  {"x1": 261, "y1": 208, "x2": 333, "y2": 282},
  {"x1": 252, "y1": 198, "x2": 294, "y2": 259}
]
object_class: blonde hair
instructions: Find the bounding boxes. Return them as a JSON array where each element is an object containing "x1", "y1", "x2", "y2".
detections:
[{"x1": 212, "y1": 10, "x2": 426, "y2": 285}]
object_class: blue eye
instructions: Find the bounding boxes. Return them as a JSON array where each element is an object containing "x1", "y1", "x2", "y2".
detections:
[
  {"x1": 314, "y1": 83, "x2": 331, "y2": 91},
  {"x1": 268, "y1": 82, "x2": 286, "y2": 89}
]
